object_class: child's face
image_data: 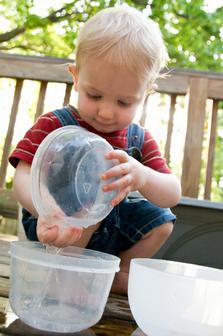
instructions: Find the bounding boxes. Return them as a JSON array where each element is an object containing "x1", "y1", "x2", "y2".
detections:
[{"x1": 70, "y1": 58, "x2": 147, "y2": 133}]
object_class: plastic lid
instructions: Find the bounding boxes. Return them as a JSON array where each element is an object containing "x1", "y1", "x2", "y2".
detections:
[
  {"x1": 31, "y1": 126, "x2": 117, "y2": 228},
  {"x1": 10, "y1": 241, "x2": 120, "y2": 273}
]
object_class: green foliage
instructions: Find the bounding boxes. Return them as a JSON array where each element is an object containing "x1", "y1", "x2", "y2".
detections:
[
  {"x1": 150, "y1": 0, "x2": 223, "y2": 71},
  {"x1": 25, "y1": 15, "x2": 49, "y2": 29},
  {"x1": 0, "y1": 0, "x2": 222, "y2": 71}
]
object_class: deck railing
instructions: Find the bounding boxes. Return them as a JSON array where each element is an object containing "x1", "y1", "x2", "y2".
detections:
[{"x1": 0, "y1": 53, "x2": 223, "y2": 204}]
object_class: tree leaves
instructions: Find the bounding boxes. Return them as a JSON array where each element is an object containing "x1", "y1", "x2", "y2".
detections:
[{"x1": 0, "y1": 0, "x2": 222, "y2": 71}]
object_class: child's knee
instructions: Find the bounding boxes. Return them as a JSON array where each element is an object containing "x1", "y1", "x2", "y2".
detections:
[
  {"x1": 143, "y1": 221, "x2": 174, "y2": 241},
  {"x1": 154, "y1": 221, "x2": 174, "y2": 240}
]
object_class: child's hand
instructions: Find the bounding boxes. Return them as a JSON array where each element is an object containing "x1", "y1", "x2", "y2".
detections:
[
  {"x1": 36, "y1": 185, "x2": 83, "y2": 247},
  {"x1": 37, "y1": 214, "x2": 83, "y2": 248},
  {"x1": 101, "y1": 150, "x2": 145, "y2": 206}
]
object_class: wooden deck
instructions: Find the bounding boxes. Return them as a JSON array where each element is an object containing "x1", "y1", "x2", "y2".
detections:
[{"x1": 0, "y1": 235, "x2": 145, "y2": 336}]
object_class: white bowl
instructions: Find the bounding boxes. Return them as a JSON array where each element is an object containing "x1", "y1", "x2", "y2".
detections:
[
  {"x1": 10, "y1": 241, "x2": 120, "y2": 333},
  {"x1": 128, "y1": 258, "x2": 223, "y2": 336},
  {"x1": 131, "y1": 327, "x2": 146, "y2": 335}
]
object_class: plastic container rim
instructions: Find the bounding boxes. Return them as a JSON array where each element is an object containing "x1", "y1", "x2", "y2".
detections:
[
  {"x1": 130, "y1": 258, "x2": 223, "y2": 283},
  {"x1": 11, "y1": 241, "x2": 120, "y2": 273}
]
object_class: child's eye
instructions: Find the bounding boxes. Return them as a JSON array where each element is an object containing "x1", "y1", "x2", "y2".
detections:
[
  {"x1": 87, "y1": 93, "x2": 101, "y2": 100},
  {"x1": 118, "y1": 100, "x2": 131, "y2": 107}
]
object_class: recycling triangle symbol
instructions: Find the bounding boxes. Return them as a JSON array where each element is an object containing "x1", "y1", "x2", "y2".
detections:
[{"x1": 83, "y1": 183, "x2": 91, "y2": 193}]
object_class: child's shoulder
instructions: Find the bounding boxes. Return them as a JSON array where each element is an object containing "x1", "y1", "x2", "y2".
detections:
[
  {"x1": 50, "y1": 106, "x2": 80, "y2": 127},
  {"x1": 32, "y1": 108, "x2": 69, "y2": 131}
]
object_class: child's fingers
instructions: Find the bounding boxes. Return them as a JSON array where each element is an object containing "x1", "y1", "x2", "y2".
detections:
[
  {"x1": 103, "y1": 174, "x2": 132, "y2": 192},
  {"x1": 105, "y1": 149, "x2": 129, "y2": 163},
  {"x1": 37, "y1": 214, "x2": 83, "y2": 247},
  {"x1": 37, "y1": 224, "x2": 59, "y2": 244},
  {"x1": 101, "y1": 162, "x2": 130, "y2": 180},
  {"x1": 49, "y1": 226, "x2": 83, "y2": 247},
  {"x1": 110, "y1": 188, "x2": 129, "y2": 206}
]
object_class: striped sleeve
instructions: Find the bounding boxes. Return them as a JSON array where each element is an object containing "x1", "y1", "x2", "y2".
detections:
[
  {"x1": 141, "y1": 129, "x2": 171, "y2": 173},
  {"x1": 9, "y1": 112, "x2": 61, "y2": 168}
]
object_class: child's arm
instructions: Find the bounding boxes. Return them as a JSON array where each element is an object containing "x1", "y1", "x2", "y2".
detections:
[
  {"x1": 13, "y1": 160, "x2": 37, "y2": 215},
  {"x1": 101, "y1": 150, "x2": 181, "y2": 208},
  {"x1": 13, "y1": 160, "x2": 83, "y2": 247}
]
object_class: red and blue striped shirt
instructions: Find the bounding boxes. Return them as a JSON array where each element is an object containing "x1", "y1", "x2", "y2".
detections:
[{"x1": 9, "y1": 105, "x2": 171, "y2": 174}]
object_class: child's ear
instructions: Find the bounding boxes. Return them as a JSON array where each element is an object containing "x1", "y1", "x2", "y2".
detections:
[{"x1": 68, "y1": 64, "x2": 78, "y2": 91}]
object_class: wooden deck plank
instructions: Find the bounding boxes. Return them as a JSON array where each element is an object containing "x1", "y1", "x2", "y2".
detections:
[
  {"x1": 0, "y1": 190, "x2": 18, "y2": 219},
  {"x1": 0, "y1": 265, "x2": 9, "y2": 279},
  {"x1": 0, "y1": 236, "x2": 14, "y2": 280},
  {"x1": 0, "y1": 278, "x2": 9, "y2": 298},
  {"x1": 0, "y1": 255, "x2": 10, "y2": 265},
  {"x1": 0, "y1": 243, "x2": 11, "y2": 257},
  {"x1": 104, "y1": 294, "x2": 133, "y2": 321}
]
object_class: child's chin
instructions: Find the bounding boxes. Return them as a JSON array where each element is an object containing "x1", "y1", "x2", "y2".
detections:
[{"x1": 95, "y1": 125, "x2": 116, "y2": 133}]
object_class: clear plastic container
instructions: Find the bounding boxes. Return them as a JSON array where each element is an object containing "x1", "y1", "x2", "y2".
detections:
[
  {"x1": 31, "y1": 126, "x2": 117, "y2": 228},
  {"x1": 128, "y1": 258, "x2": 223, "y2": 336},
  {"x1": 10, "y1": 241, "x2": 120, "y2": 333}
]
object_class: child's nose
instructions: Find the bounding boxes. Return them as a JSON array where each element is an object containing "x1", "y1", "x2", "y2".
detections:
[{"x1": 98, "y1": 101, "x2": 114, "y2": 119}]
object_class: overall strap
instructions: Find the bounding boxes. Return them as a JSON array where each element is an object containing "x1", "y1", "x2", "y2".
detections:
[
  {"x1": 52, "y1": 109, "x2": 144, "y2": 161},
  {"x1": 126, "y1": 123, "x2": 144, "y2": 161},
  {"x1": 127, "y1": 123, "x2": 144, "y2": 148},
  {"x1": 52, "y1": 107, "x2": 80, "y2": 126}
]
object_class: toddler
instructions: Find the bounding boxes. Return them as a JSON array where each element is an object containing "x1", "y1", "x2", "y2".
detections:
[{"x1": 9, "y1": 5, "x2": 181, "y2": 294}]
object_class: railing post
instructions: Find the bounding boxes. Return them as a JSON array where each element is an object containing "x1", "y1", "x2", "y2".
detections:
[
  {"x1": 139, "y1": 94, "x2": 150, "y2": 127},
  {"x1": 34, "y1": 81, "x2": 47, "y2": 120},
  {"x1": 63, "y1": 83, "x2": 73, "y2": 106},
  {"x1": 204, "y1": 99, "x2": 219, "y2": 199},
  {"x1": 181, "y1": 77, "x2": 208, "y2": 197},
  {"x1": 165, "y1": 94, "x2": 177, "y2": 165},
  {"x1": 0, "y1": 79, "x2": 23, "y2": 188}
]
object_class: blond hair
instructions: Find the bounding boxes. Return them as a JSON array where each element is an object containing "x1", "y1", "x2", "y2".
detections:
[{"x1": 75, "y1": 6, "x2": 168, "y2": 91}]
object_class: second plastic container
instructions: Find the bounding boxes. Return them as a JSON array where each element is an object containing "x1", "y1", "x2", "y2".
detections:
[{"x1": 10, "y1": 241, "x2": 120, "y2": 333}]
